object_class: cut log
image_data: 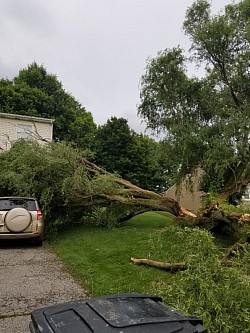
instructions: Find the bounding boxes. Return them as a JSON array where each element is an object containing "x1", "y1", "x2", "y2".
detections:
[{"x1": 130, "y1": 257, "x2": 187, "y2": 272}]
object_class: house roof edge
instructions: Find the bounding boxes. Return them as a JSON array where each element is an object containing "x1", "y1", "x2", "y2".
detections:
[{"x1": 0, "y1": 112, "x2": 54, "y2": 124}]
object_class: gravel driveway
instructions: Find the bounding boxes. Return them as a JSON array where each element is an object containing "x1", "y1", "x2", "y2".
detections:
[{"x1": 0, "y1": 240, "x2": 87, "y2": 333}]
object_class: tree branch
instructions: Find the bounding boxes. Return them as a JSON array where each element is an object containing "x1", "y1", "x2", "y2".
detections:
[{"x1": 131, "y1": 257, "x2": 187, "y2": 271}]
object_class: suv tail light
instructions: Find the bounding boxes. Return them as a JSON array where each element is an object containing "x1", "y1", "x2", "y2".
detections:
[{"x1": 37, "y1": 210, "x2": 43, "y2": 220}]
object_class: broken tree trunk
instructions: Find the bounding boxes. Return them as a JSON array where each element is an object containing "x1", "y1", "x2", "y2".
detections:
[
  {"x1": 175, "y1": 204, "x2": 250, "y2": 233},
  {"x1": 131, "y1": 257, "x2": 187, "y2": 272},
  {"x1": 69, "y1": 155, "x2": 249, "y2": 245},
  {"x1": 74, "y1": 157, "x2": 197, "y2": 218}
]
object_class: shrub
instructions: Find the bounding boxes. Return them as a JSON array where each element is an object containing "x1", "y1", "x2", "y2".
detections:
[
  {"x1": 0, "y1": 140, "x2": 128, "y2": 237},
  {"x1": 149, "y1": 225, "x2": 250, "y2": 333}
]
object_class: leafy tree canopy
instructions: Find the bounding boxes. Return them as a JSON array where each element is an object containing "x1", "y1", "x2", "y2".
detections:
[
  {"x1": 92, "y1": 117, "x2": 171, "y2": 191},
  {"x1": 138, "y1": 0, "x2": 250, "y2": 199},
  {"x1": 0, "y1": 140, "x2": 181, "y2": 236},
  {"x1": 0, "y1": 63, "x2": 96, "y2": 148},
  {"x1": 0, "y1": 64, "x2": 172, "y2": 192}
]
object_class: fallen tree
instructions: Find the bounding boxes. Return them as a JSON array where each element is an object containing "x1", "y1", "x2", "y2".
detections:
[
  {"x1": 73, "y1": 158, "x2": 250, "y2": 236},
  {"x1": 71, "y1": 156, "x2": 197, "y2": 218},
  {"x1": 48, "y1": 146, "x2": 250, "y2": 251},
  {"x1": 1, "y1": 140, "x2": 249, "y2": 250},
  {"x1": 69, "y1": 158, "x2": 250, "y2": 264}
]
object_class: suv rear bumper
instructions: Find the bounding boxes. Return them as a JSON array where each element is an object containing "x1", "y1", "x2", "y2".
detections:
[{"x1": 0, "y1": 231, "x2": 43, "y2": 240}]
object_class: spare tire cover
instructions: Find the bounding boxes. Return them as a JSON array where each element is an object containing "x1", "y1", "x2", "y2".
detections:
[{"x1": 5, "y1": 208, "x2": 32, "y2": 232}]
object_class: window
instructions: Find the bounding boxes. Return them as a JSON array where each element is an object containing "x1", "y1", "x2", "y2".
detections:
[
  {"x1": 0, "y1": 198, "x2": 36, "y2": 211},
  {"x1": 16, "y1": 124, "x2": 32, "y2": 139},
  {"x1": 242, "y1": 185, "x2": 250, "y2": 200}
]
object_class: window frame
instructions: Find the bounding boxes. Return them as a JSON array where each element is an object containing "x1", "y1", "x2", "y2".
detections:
[{"x1": 16, "y1": 124, "x2": 33, "y2": 140}]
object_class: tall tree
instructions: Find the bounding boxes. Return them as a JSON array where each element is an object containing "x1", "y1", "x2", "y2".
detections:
[
  {"x1": 0, "y1": 63, "x2": 96, "y2": 148},
  {"x1": 93, "y1": 117, "x2": 134, "y2": 177},
  {"x1": 138, "y1": 0, "x2": 250, "y2": 201},
  {"x1": 92, "y1": 117, "x2": 170, "y2": 191}
]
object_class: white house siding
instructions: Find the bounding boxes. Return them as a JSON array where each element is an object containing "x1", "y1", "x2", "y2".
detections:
[
  {"x1": 166, "y1": 168, "x2": 205, "y2": 214},
  {"x1": 0, "y1": 113, "x2": 53, "y2": 151},
  {"x1": 166, "y1": 168, "x2": 250, "y2": 212},
  {"x1": 242, "y1": 184, "x2": 250, "y2": 206}
]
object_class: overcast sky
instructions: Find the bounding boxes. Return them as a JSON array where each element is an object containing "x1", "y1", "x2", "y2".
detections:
[{"x1": 0, "y1": 0, "x2": 234, "y2": 135}]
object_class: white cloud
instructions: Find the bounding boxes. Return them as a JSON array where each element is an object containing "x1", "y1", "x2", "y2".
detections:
[{"x1": 0, "y1": 0, "x2": 235, "y2": 134}]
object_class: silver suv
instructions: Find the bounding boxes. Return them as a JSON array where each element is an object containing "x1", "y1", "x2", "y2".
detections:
[{"x1": 0, "y1": 197, "x2": 44, "y2": 246}]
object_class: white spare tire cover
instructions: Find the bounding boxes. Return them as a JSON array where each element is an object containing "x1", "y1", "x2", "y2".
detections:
[{"x1": 5, "y1": 208, "x2": 31, "y2": 232}]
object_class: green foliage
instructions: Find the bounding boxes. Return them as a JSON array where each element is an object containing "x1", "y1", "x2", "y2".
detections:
[
  {"x1": 200, "y1": 192, "x2": 223, "y2": 209},
  {"x1": 93, "y1": 117, "x2": 133, "y2": 171},
  {"x1": 0, "y1": 62, "x2": 96, "y2": 148},
  {"x1": 128, "y1": 134, "x2": 173, "y2": 192},
  {"x1": 138, "y1": 0, "x2": 250, "y2": 197},
  {"x1": 81, "y1": 204, "x2": 123, "y2": 229},
  {"x1": 52, "y1": 214, "x2": 250, "y2": 333},
  {"x1": 51, "y1": 212, "x2": 174, "y2": 295},
  {"x1": 149, "y1": 226, "x2": 250, "y2": 333},
  {"x1": 0, "y1": 139, "x2": 173, "y2": 237},
  {"x1": 0, "y1": 140, "x2": 118, "y2": 238},
  {"x1": 92, "y1": 116, "x2": 171, "y2": 191},
  {"x1": 241, "y1": 244, "x2": 250, "y2": 275},
  {"x1": 220, "y1": 202, "x2": 250, "y2": 214}
]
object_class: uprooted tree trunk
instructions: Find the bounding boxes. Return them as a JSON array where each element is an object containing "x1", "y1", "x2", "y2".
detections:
[
  {"x1": 80, "y1": 158, "x2": 248, "y2": 215},
  {"x1": 175, "y1": 205, "x2": 250, "y2": 232},
  {"x1": 72, "y1": 158, "x2": 250, "y2": 257},
  {"x1": 75, "y1": 157, "x2": 196, "y2": 218}
]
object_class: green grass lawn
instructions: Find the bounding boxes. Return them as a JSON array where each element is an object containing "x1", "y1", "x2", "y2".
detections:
[
  {"x1": 51, "y1": 211, "x2": 176, "y2": 296},
  {"x1": 51, "y1": 211, "x2": 250, "y2": 332}
]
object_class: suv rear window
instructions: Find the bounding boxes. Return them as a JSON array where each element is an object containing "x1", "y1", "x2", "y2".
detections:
[{"x1": 0, "y1": 198, "x2": 36, "y2": 211}]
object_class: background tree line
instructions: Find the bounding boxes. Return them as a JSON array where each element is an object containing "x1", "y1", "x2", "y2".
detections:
[
  {"x1": 0, "y1": 0, "x2": 249, "y2": 208},
  {"x1": 0, "y1": 63, "x2": 171, "y2": 192}
]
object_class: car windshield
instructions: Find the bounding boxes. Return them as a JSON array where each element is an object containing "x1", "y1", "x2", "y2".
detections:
[{"x1": 0, "y1": 198, "x2": 36, "y2": 211}]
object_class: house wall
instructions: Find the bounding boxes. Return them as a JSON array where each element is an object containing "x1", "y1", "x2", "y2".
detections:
[
  {"x1": 0, "y1": 113, "x2": 53, "y2": 151},
  {"x1": 242, "y1": 184, "x2": 250, "y2": 206},
  {"x1": 166, "y1": 169, "x2": 204, "y2": 213},
  {"x1": 166, "y1": 169, "x2": 250, "y2": 212}
]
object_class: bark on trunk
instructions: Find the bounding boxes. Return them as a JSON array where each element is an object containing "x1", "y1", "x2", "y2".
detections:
[
  {"x1": 218, "y1": 161, "x2": 250, "y2": 201},
  {"x1": 77, "y1": 157, "x2": 249, "y2": 245},
  {"x1": 130, "y1": 257, "x2": 187, "y2": 271},
  {"x1": 76, "y1": 157, "x2": 196, "y2": 217}
]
